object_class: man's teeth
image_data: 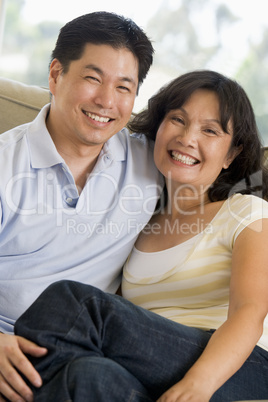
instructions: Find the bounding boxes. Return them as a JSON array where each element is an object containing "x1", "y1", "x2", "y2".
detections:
[
  {"x1": 85, "y1": 112, "x2": 110, "y2": 123},
  {"x1": 171, "y1": 151, "x2": 198, "y2": 165}
]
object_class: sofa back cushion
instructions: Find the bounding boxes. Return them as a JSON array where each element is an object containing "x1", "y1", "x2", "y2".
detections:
[{"x1": 0, "y1": 77, "x2": 50, "y2": 134}]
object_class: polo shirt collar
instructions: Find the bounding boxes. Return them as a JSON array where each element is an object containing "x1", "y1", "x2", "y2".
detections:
[
  {"x1": 27, "y1": 104, "x2": 64, "y2": 169},
  {"x1": 102, "y1": 128, "x2": 127, "y2": 162},
  {"x1": 27, "y1": 104, "x2": 127, "y2": 169}
]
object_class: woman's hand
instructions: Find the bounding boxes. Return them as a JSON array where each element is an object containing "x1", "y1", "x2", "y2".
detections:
[
  {"x1": 157, "y1": 377, "x2": 211, "y2": 402},
  {"x1": 0, "y1": 333, "x2": 47, "y2": 401}
]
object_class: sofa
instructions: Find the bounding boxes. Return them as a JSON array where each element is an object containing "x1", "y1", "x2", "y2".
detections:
[
  {"x1": 1, "y1": 76, "x2": 268, "y2": 165},
  {"x1": 0, "y1": 77, "x2": 50, "y2": 134},
  {"x1": 0, "y1": 77, "x2": 268, "y2": 402}
]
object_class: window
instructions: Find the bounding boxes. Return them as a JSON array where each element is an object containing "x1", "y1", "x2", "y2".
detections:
[{"x1": 1, "y1": 0, "x2": 268, "y2": 143}]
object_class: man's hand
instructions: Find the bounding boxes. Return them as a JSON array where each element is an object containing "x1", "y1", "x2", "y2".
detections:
[{"x1": 0, "y1": 333, "x2": 47, "y2": 402}]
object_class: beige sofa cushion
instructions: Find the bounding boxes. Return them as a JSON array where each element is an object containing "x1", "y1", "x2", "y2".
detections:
[
  {"x1": 0, "y1": 77, "x2": 50, "y2": 134},
  {"x1": 1, "y1": 76, "x2": 268, "y2": 171}
]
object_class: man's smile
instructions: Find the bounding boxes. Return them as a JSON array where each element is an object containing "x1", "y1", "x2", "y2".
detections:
[{"x1": 83, "y1": 111, "x2": 113, "y2": 123}]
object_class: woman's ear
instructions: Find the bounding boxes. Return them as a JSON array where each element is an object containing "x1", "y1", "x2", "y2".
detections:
[{"x1": 223, "y1": 145, "x2": 243, "y2": 169}]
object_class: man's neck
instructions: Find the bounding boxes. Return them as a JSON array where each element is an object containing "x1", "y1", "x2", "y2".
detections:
[{"x1": 46, "y1": 115, "x2": 102, "y2": 192}]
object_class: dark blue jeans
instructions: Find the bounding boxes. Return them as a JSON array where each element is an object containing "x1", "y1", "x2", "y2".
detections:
[{"x1": 15, "y1": 280, "x2": 268, "y2": 401}]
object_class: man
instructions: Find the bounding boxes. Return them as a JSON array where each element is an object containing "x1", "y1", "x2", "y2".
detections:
[{"x1": 0, "y1": 12, "x2": 162, "y2": 401}]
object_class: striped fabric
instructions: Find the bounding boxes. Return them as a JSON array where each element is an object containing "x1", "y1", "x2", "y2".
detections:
[{"x1": 122, "y1": 194, "x2": 268, "y2": 351}]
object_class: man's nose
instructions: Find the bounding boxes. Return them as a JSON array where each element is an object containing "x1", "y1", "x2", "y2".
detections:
[{"x1": 93, "y1": 85, "x2": 114, "y2": 109}]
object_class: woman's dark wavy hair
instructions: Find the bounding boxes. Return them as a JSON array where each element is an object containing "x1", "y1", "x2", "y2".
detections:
[
  {"x1": 128, "y1": 70, "x2": 268, "y2": 201},
  {"x1": 50, "y1": 11, "x2": 154, "y2": 91}
]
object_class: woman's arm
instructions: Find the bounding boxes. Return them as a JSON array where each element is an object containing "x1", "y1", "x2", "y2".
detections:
[{"x1": 157, "y1": 218, "x2": 268, "y2": 402}]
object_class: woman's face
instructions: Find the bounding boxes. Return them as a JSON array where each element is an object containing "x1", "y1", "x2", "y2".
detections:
[{"x1": 154, "y1": 89, "x2": 239, "y2": 193}]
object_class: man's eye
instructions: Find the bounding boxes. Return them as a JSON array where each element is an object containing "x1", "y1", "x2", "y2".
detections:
[
  {"x1": 118, "y1": 86, "x2": 130, "y2": 92},
  {"x1": 86, "y1": 76, "x2": 99, "y2": 82}
]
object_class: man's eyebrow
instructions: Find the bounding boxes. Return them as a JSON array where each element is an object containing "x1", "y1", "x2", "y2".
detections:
[
  {"x1": 83, "y1": 64, "x2": 103, "y2": 75},
  {"x1": 83, "y1": 64, "x2": 137, "y2": 86}
]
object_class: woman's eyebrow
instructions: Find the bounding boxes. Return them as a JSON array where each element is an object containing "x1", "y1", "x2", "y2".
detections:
[
  {"x1": 179, "y1": 106, "x2": 221, "y2": 125},
  {"x1": 204, "y1": 118, "x2": 221, "y2": 124}
]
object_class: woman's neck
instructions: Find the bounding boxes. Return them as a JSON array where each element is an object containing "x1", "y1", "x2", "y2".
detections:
[{"x1": 164, "y1": 185, "x2": 211, "y2": 220}]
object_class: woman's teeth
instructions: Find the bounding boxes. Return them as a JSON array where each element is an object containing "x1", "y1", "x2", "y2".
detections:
[{"x1": 171, "y1": 151, "x2": 198, "y2": 165}]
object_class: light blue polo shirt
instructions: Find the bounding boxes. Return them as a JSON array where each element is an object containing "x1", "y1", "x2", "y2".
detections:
[{"x1": 0, "y1": 105, "x2": 163, "y2": 333}]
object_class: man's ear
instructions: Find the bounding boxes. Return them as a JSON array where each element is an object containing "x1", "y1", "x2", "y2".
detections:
[
  {"x1": 223, "y1": 145, "x2": 243, "y2": 169},
  {"x1": 48, "y1": 59, "x2": 63, "y2": 94}
]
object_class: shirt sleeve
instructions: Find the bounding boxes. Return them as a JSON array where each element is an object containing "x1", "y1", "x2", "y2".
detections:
[
  {"x1": 0, "y1": 198, "x2": 2, "y2": 231},
  {"x1": 228, "y1": 194, "x2": 268, "y2": 243}
]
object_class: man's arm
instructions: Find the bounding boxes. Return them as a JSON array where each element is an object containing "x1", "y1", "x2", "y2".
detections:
[{"x1": 0, "y1": 333, "x2": 47, "y2": 402}]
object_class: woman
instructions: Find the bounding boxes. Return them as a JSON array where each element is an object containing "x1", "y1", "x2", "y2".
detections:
[{"x1": 15, "y1": 70, "x2": 268, "y2": 401}]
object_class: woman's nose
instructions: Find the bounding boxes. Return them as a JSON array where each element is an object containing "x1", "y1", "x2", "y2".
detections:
[{"x1": 176, "y1": 127, "x2": 197, "y2": 146}]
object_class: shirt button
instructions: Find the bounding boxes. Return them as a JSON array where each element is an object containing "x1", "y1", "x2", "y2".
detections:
[
  {"x1": 66, "y1": 197, "x2": 73, "y2": 204},
  {"x1": 47, "y1": 173, "x2": 54, "y2": 181}
]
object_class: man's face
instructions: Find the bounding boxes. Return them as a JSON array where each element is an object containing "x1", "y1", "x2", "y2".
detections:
[{"x1": 47, "y1": 43, "x2": 139, "y2": 153}]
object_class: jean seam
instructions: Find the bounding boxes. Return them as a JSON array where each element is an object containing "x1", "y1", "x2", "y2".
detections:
[
  {"x1": 131, "y1": 319, "x2": 208, "y2": 351},
  {"x1": 55, "y1": 303, "x2": 89, "y2": 347},
  {"x1": 62, "y1": 289, "x2": 209, "y2": 352},
  {"x1": 128, "y1": 389, "x2": 153, "y2": 402},
  {"x1": 56, "y1": 294, "x2": 105, "y2": 345}
]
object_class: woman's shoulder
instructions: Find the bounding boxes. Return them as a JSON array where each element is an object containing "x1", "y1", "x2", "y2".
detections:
[
  {"x1": 224, "y1": 193, "x2": 268, "y2": 226},
  {"x1": 227, "y1": 193, "x2": 268, "y2": 210}
]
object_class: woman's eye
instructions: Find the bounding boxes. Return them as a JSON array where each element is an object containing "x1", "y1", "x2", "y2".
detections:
[
  {"x1": 204, "y1": 128, "x2": 217, "y2": 135},
  {"x1": 172, "y1": 117, "x2": 184, "y2": 124}
]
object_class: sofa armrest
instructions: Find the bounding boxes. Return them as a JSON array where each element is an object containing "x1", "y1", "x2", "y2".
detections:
[{"x1": 0, "y1": 77, "x2": 51, "y2": 134}]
